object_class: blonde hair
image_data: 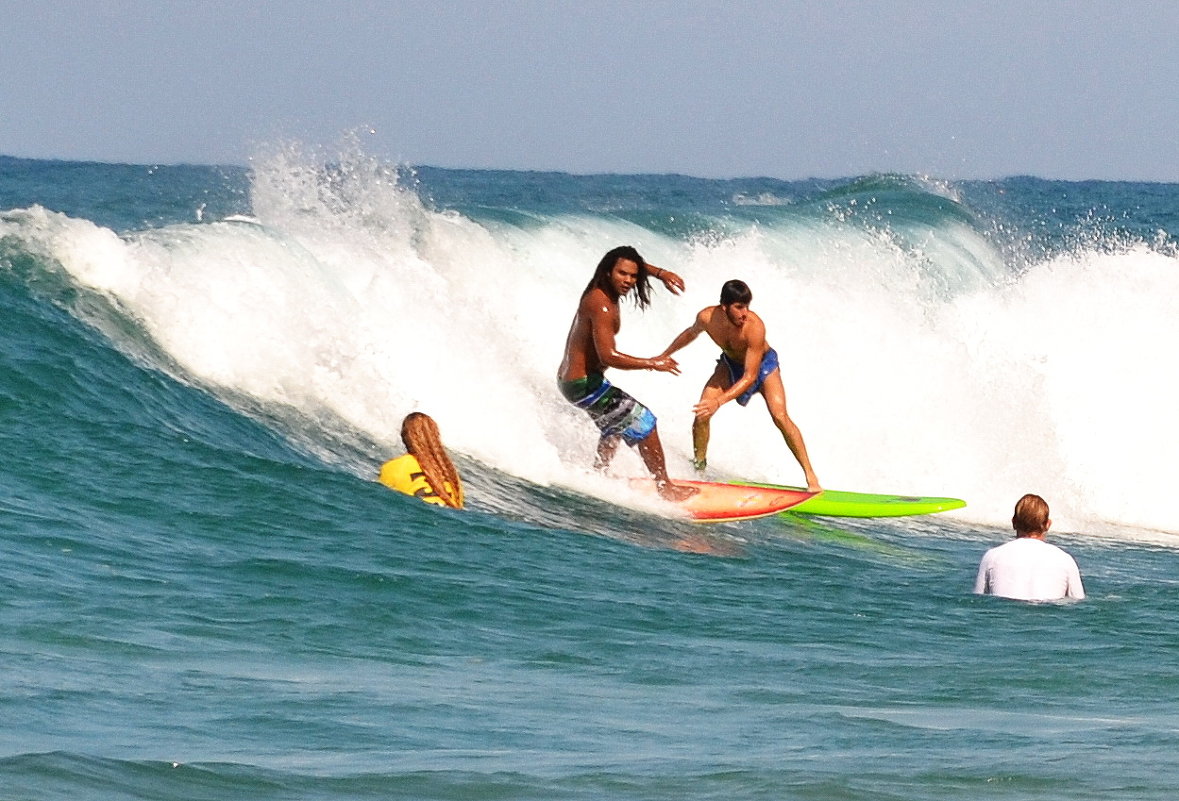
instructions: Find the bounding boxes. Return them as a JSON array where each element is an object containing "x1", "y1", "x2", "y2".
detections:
[
  {"x1": 401, "y1": 412, "x2": 464, "y2": 509},
  {"x1": 1012, "y1": 493, "x2": 1049, "y2": 536}
]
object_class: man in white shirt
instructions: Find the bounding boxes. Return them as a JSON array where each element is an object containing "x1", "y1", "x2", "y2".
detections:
[{"x1": 975, "y1": 494, "x2": 1085, "y2": 601}]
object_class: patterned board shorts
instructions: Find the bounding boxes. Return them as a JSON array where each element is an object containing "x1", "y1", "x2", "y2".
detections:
[{"x1": 559, "y1": 373, "x2": 656, "y2": 445}]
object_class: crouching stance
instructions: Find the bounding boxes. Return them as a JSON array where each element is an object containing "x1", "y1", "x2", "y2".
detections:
[{"x1": 660, "y1": 279, "x2": 820, "y2": 491}]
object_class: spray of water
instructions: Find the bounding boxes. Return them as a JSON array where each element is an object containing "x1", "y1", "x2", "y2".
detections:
[{"x1": 6, "y1": 148, "x2": 1178, "y2": 538}]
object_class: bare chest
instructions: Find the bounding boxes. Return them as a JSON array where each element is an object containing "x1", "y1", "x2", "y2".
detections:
[{"x1": 705, "y1": 317, "x2": 745, "y2": 354}]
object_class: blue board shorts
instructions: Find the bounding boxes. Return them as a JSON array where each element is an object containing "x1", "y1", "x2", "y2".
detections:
[
  {"x1": 719, "y1": 348, "x2": 780, "y2": 406},
  {"x1": 558, "y1": 373, "x2": 657, "y2": 445}
]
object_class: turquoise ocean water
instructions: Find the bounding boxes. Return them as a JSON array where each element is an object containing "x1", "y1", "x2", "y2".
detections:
[{"x1": 2, "y1": 149, "x2": 1178, "y2": 799}]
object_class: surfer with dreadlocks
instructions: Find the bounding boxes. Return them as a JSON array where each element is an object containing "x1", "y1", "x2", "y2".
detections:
[
  {"x1": 379, "y1": 412, "x2": 464, "y2": 509},
  {"x1": 558, "y1": 245, "x2": 696, "y2": 502}
]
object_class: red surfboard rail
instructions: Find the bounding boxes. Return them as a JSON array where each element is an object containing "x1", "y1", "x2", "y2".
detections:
[{"x1": 627, "y1": 479, "x2": 815, "y2": 523}]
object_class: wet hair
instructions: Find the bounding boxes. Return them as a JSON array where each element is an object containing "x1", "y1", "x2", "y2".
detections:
[
  {"x1": 584, "y1": 245, "x2": 653, "y2": 309},
  {"x1": 401, "y1": 412, "x2": 464, "y2": 509},
  {"x1": 1012, "y1": 493, "x2": 1049, "y2": 536},
  {"x1": 720, "y1": 279, "x2": 753, "y2": 306}
]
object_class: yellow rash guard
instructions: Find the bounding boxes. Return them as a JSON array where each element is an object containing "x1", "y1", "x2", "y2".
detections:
[{"x1": 378, "y1": 454, "x2": 455, "y2": 508}]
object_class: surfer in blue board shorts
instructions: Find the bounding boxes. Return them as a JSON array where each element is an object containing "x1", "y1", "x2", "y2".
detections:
[
  {"x1": 659, "y1": 279, "x2": 821, "y2": 491},
  {"x1": 558, "y1": 246, "x2": 697, "y2": 502}
]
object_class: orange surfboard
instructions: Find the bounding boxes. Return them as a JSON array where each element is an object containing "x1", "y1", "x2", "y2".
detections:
[{"x1": 628, "y1": 479, "x2": 815, "y2": 523}]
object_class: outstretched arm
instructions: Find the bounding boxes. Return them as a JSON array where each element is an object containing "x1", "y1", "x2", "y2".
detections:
[
  {"x1": 660, "y1": 308, "x2": 708, "y2": 358},
  {"x1": 694, "y1": 319, "x2": 767, "y2": 419},
  {"x1": 587, "y1": 295, "x2": 681, "y2": 374},
  {"x1": 646, "y1": 264, "x2": 685, "y2": 295}
]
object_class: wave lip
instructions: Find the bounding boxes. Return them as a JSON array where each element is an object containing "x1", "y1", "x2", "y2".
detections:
[{"x1": 4, "y1": 156, "x2": 1179, "y2": 537}]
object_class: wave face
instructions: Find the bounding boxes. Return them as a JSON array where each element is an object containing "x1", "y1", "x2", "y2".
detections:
[
  {"x1": 3, "y1": 153, "x2": 1179, "y2": 800},
  {"x1": 4, "y1": 152, "x2": 1177, "y2": 534}
]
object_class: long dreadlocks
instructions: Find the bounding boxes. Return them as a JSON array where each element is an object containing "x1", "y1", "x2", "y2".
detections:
[{"x1": 400, "y1": 412, "x2": 464, "y2": 509}]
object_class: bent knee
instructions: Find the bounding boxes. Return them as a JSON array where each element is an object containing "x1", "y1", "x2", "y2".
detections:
[{"x1": 770, "y1": 410, "x2": 796, "y2": 430}]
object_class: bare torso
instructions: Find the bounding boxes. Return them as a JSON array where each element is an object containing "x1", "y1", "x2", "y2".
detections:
[
  {"x1": 700, "y1": 305, "x2": 771, "y2": 361},
  {"x1": 559, "y1": 287, "x2": 619, "y2": 381}
]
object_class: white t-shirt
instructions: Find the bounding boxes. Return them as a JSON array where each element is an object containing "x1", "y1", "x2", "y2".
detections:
[{"x1": 974, "y1": 536, "x2": 1085, "y2": 601}]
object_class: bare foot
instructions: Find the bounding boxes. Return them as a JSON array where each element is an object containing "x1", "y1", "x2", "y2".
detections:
[{"x1": 657, "y1": 480, "x2": 699, "y2": 502}]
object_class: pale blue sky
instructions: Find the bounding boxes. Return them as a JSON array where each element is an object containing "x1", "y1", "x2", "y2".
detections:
[{"x1": 2, "y1": 0, "x2": 1177, "y2": 180}]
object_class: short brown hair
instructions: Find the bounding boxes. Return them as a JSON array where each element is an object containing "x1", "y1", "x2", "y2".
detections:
[
  {"x1": 1012, "y1": 493, "x2": 1049, "y2": 536},
  {"x1": 720, "y1": 279, "x2": 752, "y2": 306}
]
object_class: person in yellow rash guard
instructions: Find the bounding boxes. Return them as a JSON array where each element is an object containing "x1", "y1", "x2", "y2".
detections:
[{"x1": 378, "y1": 413, "x2": 464, "y2": 509}]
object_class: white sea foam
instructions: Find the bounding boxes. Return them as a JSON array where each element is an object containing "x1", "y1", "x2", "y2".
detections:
[{"x1": 11, "y1": 151, "x2": 1179, "y2": 539}]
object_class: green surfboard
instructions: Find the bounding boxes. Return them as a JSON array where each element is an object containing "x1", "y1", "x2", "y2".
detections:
[{"x1": 742, "y1": 482, "x2": 966, "y2": 518}]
